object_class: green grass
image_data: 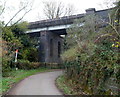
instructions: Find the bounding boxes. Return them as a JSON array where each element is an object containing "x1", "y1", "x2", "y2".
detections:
[
  {"x1": 61, "y1": 46, "x2": 78, "y2": 62},
  {"x1": 2, "y1": 68, "x2": 51, "y2": 94},
  {"x1": 56, "y1": 75, "x2": 90, "y2": 95},
  {"x1": 0, "y1": 77, "x2": 2, "y2": 96},
  {"x1": 56, "y1": 75, "x2": 74, "y2": 95}
]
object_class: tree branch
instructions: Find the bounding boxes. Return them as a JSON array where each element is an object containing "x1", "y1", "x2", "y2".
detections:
[
  {"x1": 5, "y1": 6, "x2": 27, "y2": 27},
  {"x1": 0, "y1": 1, "x2": 6, "y2": 16},
  {"x1": 10, "y1": 8, "x2": 32, "y2": 28}
]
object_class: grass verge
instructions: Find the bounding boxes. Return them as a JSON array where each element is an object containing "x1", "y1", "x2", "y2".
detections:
[
  {"x1": 56, "y1": 75, "x2": 75, "y2": 95},
  {"x1": 2, "y1": 67, "x2": 51, "y2": 94},
  {"x1": 0, "y1": 74, "x2": 2, "y2": 96},
  {"x1": 56, "y1": 75, "x2": 86, "y2": 95}
]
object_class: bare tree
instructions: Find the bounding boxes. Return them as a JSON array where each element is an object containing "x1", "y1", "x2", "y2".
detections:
[
  {"x1": 101, "y1": 0, "x2": 116, "y2": 9},
  {"x1": 102, "y1": 0, "x2": 120, "y2": 37},
  {"x1": 64, "y1": 4, "x2": 75, "y2": 16},
  {"x1": 42, "y1": 1, "x2": 75, "y2": 19},
  {"x1": 0, "y1": 0, "x2": 34, "y2": 27},
  {"x1": 0, "y1": 0, "x2": 6, "y2": 16}
]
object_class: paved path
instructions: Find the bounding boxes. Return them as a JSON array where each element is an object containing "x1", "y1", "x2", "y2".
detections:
[{"x1": 7, "y1": 70, "x2": 63, "y2": 95}]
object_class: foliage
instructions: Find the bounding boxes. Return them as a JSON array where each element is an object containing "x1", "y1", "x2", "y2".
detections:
[
  {"x1": 115, "y1": 0, "x2": 120, "y2": 20},
  {"x1": 63, "y1": 37, "x2": 119, "y2": 95},
  {"x1": 11, "y1": 21, "x2": 29, "y2": 36},
  {"x1": 2, "y1": 24, "x2": 23, "y2": 73},
  {"x1": 2, "y1": 40, "x2": 12, "y2": 73},
  {"x1": 56, "y1": 75, "x2": 75, "y2": 95},
  {"x1": 66, "y1": 14, "x2": 101, "y2": 49},
  {"x1": 13, "y1": 60, "x2": 61, "y2": 70},
  {"x1": 2, "y1": 21, "x2": 39, "y2": 74},
  {"x1": 62, "y1": 46, "x2": 78, "y2": 62},
  {"x1": 2, "y1": 25, "x2": 24, "y2": 49},
  {"x1": 62, "y1": 12, "x2": 120, "y2": 95},
  {"x1": 19, "y1": 35, "x2": 33, "y2": 47},
  {"x1": 20, "y1": 47, "x2": 39, "y2": 62},
  {"x1": 16, "y1": 60, "x2": 40, "y2": 70}
]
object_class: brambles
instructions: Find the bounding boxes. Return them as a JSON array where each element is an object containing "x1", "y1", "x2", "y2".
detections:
[{"x1": 62, "y1": 10, "x2": 120, "y2": 95}]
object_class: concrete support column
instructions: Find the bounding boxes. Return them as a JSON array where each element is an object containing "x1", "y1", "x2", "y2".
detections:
[
  {"x1": 39, "y1": 31, "x2": 47, "y2": 62},
  {"x1": 39, "y1": 31, "x2": 63, "y2": 63}
]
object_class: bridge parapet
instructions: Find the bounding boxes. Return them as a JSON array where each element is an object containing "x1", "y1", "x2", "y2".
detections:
[
  {"x1": 29, "y1": 14, "x2": 85, "y2": 29},
  {"x1": 26, "y1": 8, "x2": 111, "y2": 64},
  {"x1": 28, "y1": 8, "x2": 110, "y2": 32}
]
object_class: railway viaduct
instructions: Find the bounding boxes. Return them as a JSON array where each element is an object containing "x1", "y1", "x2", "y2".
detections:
[{"x1": 26, "y1": 8, "x2": 110, "y2": 63}]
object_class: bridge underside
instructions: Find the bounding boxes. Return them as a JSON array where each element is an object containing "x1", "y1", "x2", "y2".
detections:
[
  {"x1": 28, "y1": 29, "x2": 66, "y2": 63},
  {"x1": 26, "y1": 8, "x2": 110, "y2": 64}
]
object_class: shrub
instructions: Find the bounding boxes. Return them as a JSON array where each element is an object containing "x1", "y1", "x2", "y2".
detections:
[
  {"x1": 15, "y1": 59, "x2": 63, "y2": 70},
  {"x1": 17, "y1": 59, "x2": 30, "y2": 70},
  {"x1": 40, "y1": 62, "x2": 61, "y2": 69},
  {"x1": 62, "y1": 35, "x2": 120, "y2": 95},
  {"x1": 16, "y1": 60, "x2": 47, "y2": 70},
  {"x1": 62, "y1": 46, "x2": 78, "y2": 62},
  {"x1": 21, "y1": 47, "x2": 39, "y2": 62},
  {"x1": 2, "y1": 40, "x2": 13, "y2": 76},
  {"x1": 29, "y1": 62, "x2": 41, "y2": 69}
]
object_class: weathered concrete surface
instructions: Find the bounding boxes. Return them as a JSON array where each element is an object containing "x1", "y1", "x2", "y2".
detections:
[{"x1": 7, "y1": 70, "x2": 63, "y2": 95}]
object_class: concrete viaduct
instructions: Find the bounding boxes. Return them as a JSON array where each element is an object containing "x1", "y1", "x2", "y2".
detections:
[{"x1": 26, "y1": 8, "x2": 110, "y2": 63}]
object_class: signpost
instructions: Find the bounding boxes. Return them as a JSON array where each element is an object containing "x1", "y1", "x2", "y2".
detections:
[{"x1": 15, "y1": 49, "x2": 18, "y2": 62}]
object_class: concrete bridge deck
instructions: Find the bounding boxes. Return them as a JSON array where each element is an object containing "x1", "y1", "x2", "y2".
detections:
[{"x1": 25, "y1": 8, "x2": 110, "y2": 63}]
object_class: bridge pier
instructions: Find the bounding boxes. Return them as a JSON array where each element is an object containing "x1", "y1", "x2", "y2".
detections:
[
  {"x1": 27, "y1": 8, "x2": 109, "y2": 64},
  {"x1": 39, "y1": 31, "x2": 63, "y2": 63}
]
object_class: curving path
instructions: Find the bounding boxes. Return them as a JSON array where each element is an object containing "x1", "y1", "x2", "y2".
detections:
[{"x1": 7, "y1": 70, "x2": 63, "y2": 95}]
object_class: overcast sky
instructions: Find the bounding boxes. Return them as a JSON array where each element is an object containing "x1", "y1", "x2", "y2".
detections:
[{"x1": 2, "y1": 0, "x2": 115, "y2": 23}]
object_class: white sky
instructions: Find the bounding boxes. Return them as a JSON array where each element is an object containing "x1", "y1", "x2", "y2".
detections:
[{"x1": 1, "y1": 0, "x2": 115, "y2": 23}]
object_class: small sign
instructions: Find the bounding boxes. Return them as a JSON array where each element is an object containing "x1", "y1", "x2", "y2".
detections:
[{"x1": 15, "y1": 49, "x2": 18, "y2": 62}]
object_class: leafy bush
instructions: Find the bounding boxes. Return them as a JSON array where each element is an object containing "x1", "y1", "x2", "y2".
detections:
[
  {"x1": 16, "y1": 60, "x2": 41, "y2": 70},
  {"x1": 62, "y1": 13, "x2": 120, "y2": 95},
  {"x1": 2, "y1": 40, "x2": 13, "y2": 76},
  {"x1": 15, "y1": 60, "x2": 62, "y2": 70},
  {"x1": 16, "y1": 60, "x2": 30, "y2": 69},
  {"x1": 62, "y1": 46, "x2": 78, "y2": 62},
  {"x1": 44, "y1": 63, "x2": 61, "y2": 69},
  {"x1": 20, "y1": 47, "x2": 39, "y2": 62},
  {"x1": 29, "y1": 62, "x2": 41, "y2": 69},
  {"x1": 62, "y1": 35, "x2": 120, "y2": 95}
]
